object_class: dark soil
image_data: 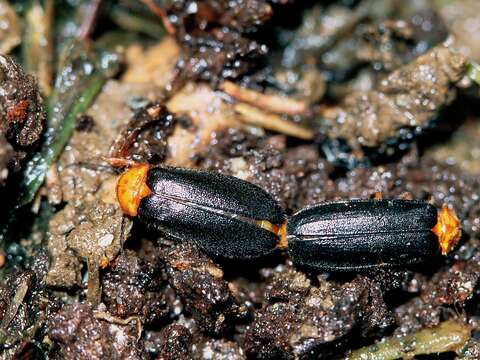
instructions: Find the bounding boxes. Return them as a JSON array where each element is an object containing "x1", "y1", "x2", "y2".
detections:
[{"x1": 1, "y1": 1, "x2": 480, "y2": 359}]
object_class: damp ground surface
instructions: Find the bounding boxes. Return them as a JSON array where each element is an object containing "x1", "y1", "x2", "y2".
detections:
[{"x1": 1, "y1": 1, "x2": 480, "y2": 359}]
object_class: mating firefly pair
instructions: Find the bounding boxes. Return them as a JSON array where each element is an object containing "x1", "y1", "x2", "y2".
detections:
[{"x1": 116, "y1": 163, "x2": 461, "y2": 271}]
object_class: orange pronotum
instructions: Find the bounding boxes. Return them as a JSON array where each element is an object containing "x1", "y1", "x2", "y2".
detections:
[{"x1": 116, "y1": 164, "x2": 152, "y2": 217}]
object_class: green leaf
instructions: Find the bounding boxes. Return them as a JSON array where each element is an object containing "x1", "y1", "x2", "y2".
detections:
[{"x1": 467, "y1": 61, "x2": 480, "y2": 86}]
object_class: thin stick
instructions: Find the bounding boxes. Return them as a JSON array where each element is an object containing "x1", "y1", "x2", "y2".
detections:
[
  {"x1": 77, "y1": 0, "x2": 103, "y2": 40},
  {"x1": 140, "y1": 0, "x2": 176, "y2": 35},
  {"x1": 0, "y1": 279, "x2": 30, "y2": 343},
  {"x1": 235, "y1": 103, "x2": 314, "y2": 140},
  {"x1": 94, "y1": 311, "x2": 143, "y2": 341},
  {"x1": 101, "y1": 157, "x2": 139, "y2": 168},
  {"x1": 220, "y1": 81, "x2": 309, "y2": 116},
  {"x1": 86, "y1": 259, "x2": 101, "y2": 305}
]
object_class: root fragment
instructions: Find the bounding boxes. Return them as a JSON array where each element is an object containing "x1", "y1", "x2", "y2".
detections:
[
  {"x1": 235, "y1": 103, "x2": 314, "y2": 140},
  {"x1": 221, "y1": 81, "x2": 309, "y2": 116}
]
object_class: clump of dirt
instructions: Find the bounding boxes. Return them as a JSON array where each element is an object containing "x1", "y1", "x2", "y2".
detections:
[
  {"x1": 0, "y1": 265, "x2": 58, "y2": 358},
  {"x1": 101, "y1": 250, "x2": 170, "y2": 325},
  {"x1": 165, "y1": 0, "x2": 276, "y2": 83},
  {"x1": 157, "y1": 242, "x2": 243, "y2": 335},
  {"x1": 48, "y1": 302, "x2": 146, "y2": 359},
  {"x1": 0, "y1": 55, "x2": 45, "y2": 183},
  {"x1": 46, "y1": 200, "x2": 132, "y2": 306},
  {"x1": 244, "y1": 268, "x2": 390, "y2": 359},
  {"x1": 320, "y1": 43, "x2": 468, "y2": 157}
]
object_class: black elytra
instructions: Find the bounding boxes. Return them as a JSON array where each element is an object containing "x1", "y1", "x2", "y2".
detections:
[
  {"x1": 134, "y1": 166, "x2": 441, "y2": 271},
  {"x1": 137, "y1": 166, "x2": 286, "y2": 259},
  {"x1": 287, "y1": 199, "x2": 439, "y2": 271}
]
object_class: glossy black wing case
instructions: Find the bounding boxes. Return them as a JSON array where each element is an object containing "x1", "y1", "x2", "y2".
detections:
[
  {"x1": 287, "y1": 199, "x2": 439, "y2": 271},
  {"x1": 138, "y1": 167, "x2": 286, "y2": 259}
]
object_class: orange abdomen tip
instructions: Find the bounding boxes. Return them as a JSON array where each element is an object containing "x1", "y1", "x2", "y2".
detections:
[
  {"x1": 432, "y1": 204, "x2": 462, "y2": 255},
  {"x1": 116, "y1": 164, "x2": 152, "y2": 217}
]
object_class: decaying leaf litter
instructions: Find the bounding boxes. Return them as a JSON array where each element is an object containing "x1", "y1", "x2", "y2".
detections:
[{"x1": 1, "y1": 0, "x2": 480, "y2": 359}]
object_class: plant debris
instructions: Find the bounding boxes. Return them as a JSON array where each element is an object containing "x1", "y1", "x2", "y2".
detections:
[
  {"x1": 0, "y1": 1, "x2": 21, "y2": 55},
  {"x1": 347, "y1": 318, "x2": 471, "y2": 359},
  {"x1": 319, "y1": 43, "x2": 469, "y2": 166},
  {"x1": 0, "y1": 55, "x2": 45, "y2": 185},
  {"x1": 1, "y1": 1, "x2": 480, "y2": 359}
]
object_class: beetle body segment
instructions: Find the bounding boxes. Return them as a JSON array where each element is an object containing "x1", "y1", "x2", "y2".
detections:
[
  {"x1": 287, "y1": 200, "x2": 439, "y2": 271},
  {"x1": 432, "y1": 204, "x2": 462, "y2": 255},
  {"x1": 116, "y1": 164, "x2": 152, "y2": 217},
  {"x1": 138, "y1": 167, "x2": 286, "y2": 259}
]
